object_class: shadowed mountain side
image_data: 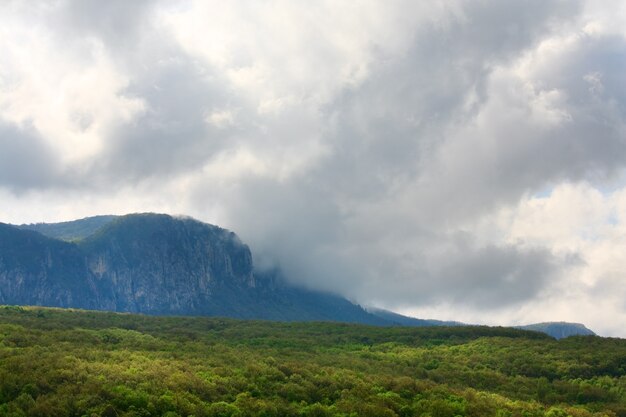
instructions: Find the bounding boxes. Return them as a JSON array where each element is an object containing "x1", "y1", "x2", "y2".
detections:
[
  {"x1": 366, "y1": 307, "x2": 465, "y2": 327},
  {"x1": 1, "y1": 214, "x2": 386, "y2": 325},
  {"x1": 0, "y1": 213, "x2": 597, "y2": 335},
  {"x1": 0, "y1": 223, "x2": 99, "y2": 309}
]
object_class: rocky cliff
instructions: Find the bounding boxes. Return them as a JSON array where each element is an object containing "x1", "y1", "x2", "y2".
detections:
[
  {"x1": 0, "y1": 223, "x2": 98, "y2": 309},
  {"x1": 79, "y1": 214, "x2": 258, "y2": 315},
  {"x1": 3, "y1": 213, "x2": 386, "y2": 324}
]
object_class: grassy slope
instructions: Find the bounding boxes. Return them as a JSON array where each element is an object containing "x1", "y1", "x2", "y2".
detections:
[{"x1": 0, "y1": 306, "x2": 624, "y2": 417}]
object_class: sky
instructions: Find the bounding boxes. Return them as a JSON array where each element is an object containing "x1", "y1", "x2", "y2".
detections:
[{"x1": 1, "y1": 0, "x2": 626, "y2": 337}]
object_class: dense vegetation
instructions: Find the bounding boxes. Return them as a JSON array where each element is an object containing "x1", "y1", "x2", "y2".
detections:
[{"x1": 0, "y1": 306, "x2": 624, "y2": 417}]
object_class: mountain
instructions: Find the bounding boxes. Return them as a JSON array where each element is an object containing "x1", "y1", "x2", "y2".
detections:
[
  {"x1": 516, "y1": 322, "x2": 596, "y2": 339},
  {"x1": 0, "y1": 213, "x2": 596, "y2": 337},
  {"x1": 366, "y1": 307, "x2": 465, "y2": 327},
  {"x1": 1, "y1": 213, "x2": 386, "y2": 324}
]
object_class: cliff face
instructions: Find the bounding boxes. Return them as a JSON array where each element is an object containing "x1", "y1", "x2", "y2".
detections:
[
  {"x1": 0, "y1": 224, "x2": 98, "y2": 309},
  {"x1": 1, "y1": 214, "x2": 384, "y2": 324},
  {"x1": 78, "y1": 214, "x2": 258, "y2": 315}
]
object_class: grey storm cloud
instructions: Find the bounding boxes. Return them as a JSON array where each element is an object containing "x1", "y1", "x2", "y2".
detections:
[
  {"x1": 0, "y1": 121, "x2": 60, "y2": 190},
  {"x1": 52, "y1": 0, "x2": 156, "y2": 51},
  {"x1": 97, "y1": 55, "x2": 234, "y2": 181},
  {"x1": 418, "y1": 244, "x2": 561, "y2": 309},
  {"x1": 2, "y1": 0, "x2": 626, "y2": 332}
]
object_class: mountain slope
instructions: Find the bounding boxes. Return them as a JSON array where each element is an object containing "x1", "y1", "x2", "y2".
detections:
[
  {"x1": 0, "y1": 223, "x2": 98, "y2": 309},
  {"x1": 1, "y1": 214, "x2": 385, "y2": 324},
  {"x1": 367, "y1": 307, "x2": 465, "y2": 327}
]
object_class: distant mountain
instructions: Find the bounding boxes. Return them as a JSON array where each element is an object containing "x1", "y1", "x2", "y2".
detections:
[
  {"x1": 516, "y1": 322, "x2": 596, "y2": 339},
  {"x1": 367, "y1": 309, "x2": 594, "y2": 339},
  {"x1": 0, "y1": 213, "x2": 597, "y2": 337}
]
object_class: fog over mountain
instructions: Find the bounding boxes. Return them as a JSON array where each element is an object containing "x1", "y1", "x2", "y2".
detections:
[{"x1": 1, "y1": 1, "x2": 626, "y2": 337}]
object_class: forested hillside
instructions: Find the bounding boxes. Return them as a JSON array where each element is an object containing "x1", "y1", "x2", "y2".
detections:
[{"x1": 0, "y1": 306, "x2": 624, "y2": 417}]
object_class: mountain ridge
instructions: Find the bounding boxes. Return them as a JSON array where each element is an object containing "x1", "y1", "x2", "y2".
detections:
[
  {"x1": 3, "y1": 213, "x2": 596, "y2": 338},
  {"x1": 3, "y1": 213, "x2": 387, "y2": 325},
  {"x1": 19, "y1": 214, "x2": 119, "y2": 241}
]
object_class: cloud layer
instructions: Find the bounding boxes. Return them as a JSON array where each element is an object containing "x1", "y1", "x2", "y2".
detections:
[{"x1": 1, "y1": 0, "x2": 626, "y2": 336}]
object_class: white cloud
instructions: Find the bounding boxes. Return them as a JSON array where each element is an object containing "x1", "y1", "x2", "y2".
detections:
[
  {"x1": 483, "y1": 183, "x2": 626, "y2": 336},
  {"x1": 206, "y1": 110, "x2": 235, "y2": 129},
  {"x1": 0, "y1": 6, "x2": 145, "y2": 163}
]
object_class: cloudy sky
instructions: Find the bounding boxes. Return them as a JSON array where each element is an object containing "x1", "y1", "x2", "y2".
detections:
[{"x1": 2, "y1": 0, "x2": 626, "y2": 336}]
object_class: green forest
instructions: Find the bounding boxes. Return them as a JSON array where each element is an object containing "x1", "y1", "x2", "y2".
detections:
[{"x1": 0, "y1": 306, "x2": 624, "y2": 417}]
